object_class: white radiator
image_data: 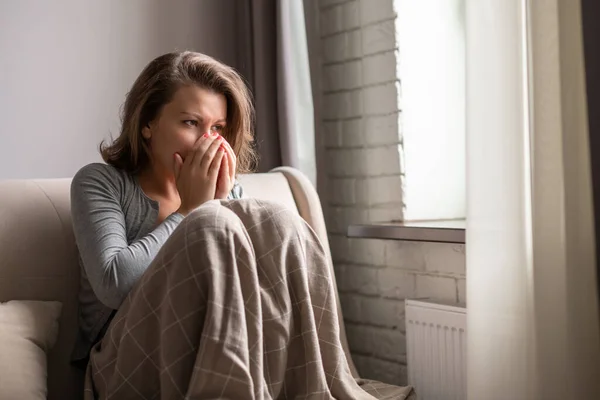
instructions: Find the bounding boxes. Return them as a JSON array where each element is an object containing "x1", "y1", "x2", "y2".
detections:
[{"x1": 406, "y1": 299, "x2": 467, "y2": 400}]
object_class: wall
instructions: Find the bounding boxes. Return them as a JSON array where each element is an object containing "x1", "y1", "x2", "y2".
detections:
[
  {"x1": 315, "y1": 0, "x2": 466, "y2": 385},
  {"x1": 0, "y1": 0, "x2": 240, "y2": 180}
]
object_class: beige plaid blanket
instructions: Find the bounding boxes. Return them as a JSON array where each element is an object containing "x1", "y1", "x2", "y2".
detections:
[{"x1": 84, "y1": 199, "x2": 414, "y2": 399}]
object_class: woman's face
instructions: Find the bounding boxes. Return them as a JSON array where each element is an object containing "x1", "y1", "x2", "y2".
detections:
[{"x1": 142, "y1": 85, "x2": 227, "y2": 174}]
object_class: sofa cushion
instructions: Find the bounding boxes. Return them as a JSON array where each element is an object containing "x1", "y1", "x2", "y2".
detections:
[{"x1": 0, "y1": 300, "x2": 62, "y2": 400}]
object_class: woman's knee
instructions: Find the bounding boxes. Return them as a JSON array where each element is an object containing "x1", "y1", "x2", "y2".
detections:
[
  {"x1": 183, "y1": 200, "x2": 247, "y2": 238},
  {"x1": 158, "y1": 201, "x2": 251, "y2": 271},
  {"x1": 175, "y1": 199, "x2": 309, "y2": 246},
  {"x1": 224, "y1": 198, "x2": 308, "y2": 235}
]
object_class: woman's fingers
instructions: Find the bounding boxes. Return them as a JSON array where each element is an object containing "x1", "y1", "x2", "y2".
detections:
[
  {"x1": 227, "y1": 145, "x2": 236, "y2": 180},
  {"x1": 182, "y1": 134, "x2": 230, "y2": 178},
  {"x1": 198, "y1": 135, "x2": 224, "y2": 173},
  {"x1": 222, "y1": 140, "x2": 236, "y2": 161},
  {"x1": 214, "y1": 150, "x2": 230, "y2": 199},
  {"x1": 222, "y1": 140, "x2": 236, "y2": 179},
  {"x1": 188, "y1": 134, "x2": 210, "y2": 166},
  {"x1": 218, "y1": 139, "x2": 237, "y2": 180},
  {"x1": 173, "y1": 153, "x2": 183, "y2": 182},
  {"x1": 221, "y1": 152, "x2": 230, "y2": 185},
  {"x1": 209, "y1": 146, "x2": 226, "y2": 180},
  {"x1": 174, "y1": 135, "x2": 226, "y2": 214},
  {"x1": 190, "y1": 133, "x2": 220, "y2": 166}
]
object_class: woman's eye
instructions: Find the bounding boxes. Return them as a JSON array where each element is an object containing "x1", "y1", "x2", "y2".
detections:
[
  {"x1": 211, "y1": 125, "x2": 224, "y2": 132},
  {"x1": 183, "y1": 120, "x2": 198, "y2": 127}
]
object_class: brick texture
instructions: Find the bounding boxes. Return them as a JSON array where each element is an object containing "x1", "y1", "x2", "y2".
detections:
[{"x1": 315, "y1": 0, "x2": 466, "y2": 386}]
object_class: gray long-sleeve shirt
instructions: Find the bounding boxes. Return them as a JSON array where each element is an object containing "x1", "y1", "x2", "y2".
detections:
[{"x1": 70, "y1": 162, "x2": 242, "y2": 361}]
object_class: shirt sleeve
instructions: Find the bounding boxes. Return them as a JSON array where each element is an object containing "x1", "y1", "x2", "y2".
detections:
[
  {"x1": 70, "y1": 164, "x2": 184, "y2": 310},
  {"x1": 228, "y1": 179, "x2": 244, "y2": 200}
]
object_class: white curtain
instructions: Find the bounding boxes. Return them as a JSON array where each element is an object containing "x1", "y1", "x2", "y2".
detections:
[{"x1": 466, "y1": 0, "x2": 600, "y2": 398}]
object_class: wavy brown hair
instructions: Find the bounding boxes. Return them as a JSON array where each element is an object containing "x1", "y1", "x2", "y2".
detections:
[{"x1": 100, "y1": 51, "x2": 258, "y2": 174}]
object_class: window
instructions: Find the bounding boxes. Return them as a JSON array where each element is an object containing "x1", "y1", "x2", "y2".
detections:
[{"x1": 395, "y1": 0, "x2": 466, "y2": 221}]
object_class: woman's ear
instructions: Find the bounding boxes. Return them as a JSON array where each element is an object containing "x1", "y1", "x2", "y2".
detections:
[{"x1": 141, "y1": 124, "x2": 152, "y2": 140}]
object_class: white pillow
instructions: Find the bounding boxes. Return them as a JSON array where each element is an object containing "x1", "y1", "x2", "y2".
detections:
[{"x1": 0, "y1": 300, "x2": 62, "y2": 400}]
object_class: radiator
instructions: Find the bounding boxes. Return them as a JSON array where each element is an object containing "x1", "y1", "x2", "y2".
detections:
[{"x1": 406, "y1": 299, "x2": 467, "y2": 400}]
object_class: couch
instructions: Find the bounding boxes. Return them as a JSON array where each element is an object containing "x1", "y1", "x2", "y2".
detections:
[{"x1": 0, "y1": 167, "x2": 358, "y2": 399}]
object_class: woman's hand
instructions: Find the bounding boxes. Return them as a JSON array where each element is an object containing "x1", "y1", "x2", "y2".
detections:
[
  {"x1": 214, "y1": 139, "x2": 237, "y2": 200},
  {"x1": 173, "y1": 133, "x2": 225, "y2": 216}
]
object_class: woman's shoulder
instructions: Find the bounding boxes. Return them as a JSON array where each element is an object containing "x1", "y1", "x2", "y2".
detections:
[{"x1": 71, "y1": 162, "x2": 131, "y2": 195}]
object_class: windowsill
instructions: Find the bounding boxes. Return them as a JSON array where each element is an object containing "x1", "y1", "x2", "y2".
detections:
[{"x1": 347, "y1": 219, "x2": 466, "y2": 244}]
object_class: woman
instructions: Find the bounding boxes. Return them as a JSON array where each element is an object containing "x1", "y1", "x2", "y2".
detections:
[{"x1": 71, "y1": 51, "x2": 413, "y2": 399}]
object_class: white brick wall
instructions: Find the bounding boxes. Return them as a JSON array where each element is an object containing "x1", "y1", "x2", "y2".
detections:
[
  {"x1": 363, "y1": 51, "x2": 398, "y2": 85},
  {"x1": 346, "y1": 324, "x2": 407, "y2": 363},
  {"x1": 415, "y1": 275, "x2": 458, "y2": 303},
  {"x1": 323, "y1": 90, "x2": 362, "y2": 119},
  {"x1": 362, "y1": 19, "x2": 396, "y2": 55},
  {"x1": 359, "y1": 0, "x2": 395, "y2": 25},
  {"x1": 340, "y1": 118, "x2": 364, "y2": 146},
  {"x1": 353, "y1": 355, "x2": 408, "y2": 386},
  {"x1": 315, "y1": 0, "x2": 466, "y2": 386},
  {"x1": 364, "y1": 113, "x2": 401, "y2": 146},
  {"x1": 322, "y1": 30, "x2": 362, "y2": 62},
  {"x1": 323, "y1": 61, "x2": 362, "y2": 91},
  {"x1": 362, "y1": 82, "x2": 401, "y2": 115}
]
